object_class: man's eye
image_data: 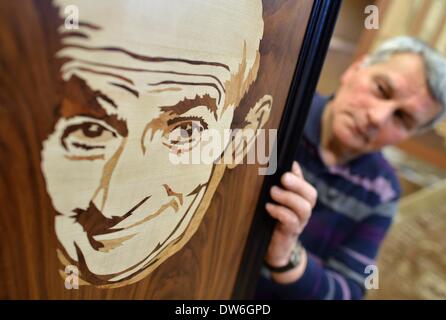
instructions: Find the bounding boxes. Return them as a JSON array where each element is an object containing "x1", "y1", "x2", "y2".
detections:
[
  {"x1": 376, "y1": 82, "x2": 387, "y2": 98},
  {"x1": 393, "y1": 110, "x2": 412, "y2": 130}
]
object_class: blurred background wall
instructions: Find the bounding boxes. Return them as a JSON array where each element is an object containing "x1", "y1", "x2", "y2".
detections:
[{"x1": 316, "y1": 0, "x2": 446, "y2": 299}]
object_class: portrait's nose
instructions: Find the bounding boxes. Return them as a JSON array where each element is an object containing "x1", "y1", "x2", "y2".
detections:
[{"x1": 92, "y1": 139, "x2": 161, "y2": 218}]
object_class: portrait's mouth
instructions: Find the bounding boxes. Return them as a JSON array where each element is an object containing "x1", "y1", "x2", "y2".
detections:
[
  {"x1": 72, "y1": 183, "x2": 207, "y2": 253},
  {"x1": 72, "y1": 198, "x2": 151, "y2": 251},
  {"x1": 60, "y1": 182, "x2": 208, "y2": 285},
  {"x1": 72, "y1": 195, "x2": 184, "y2": 252}
]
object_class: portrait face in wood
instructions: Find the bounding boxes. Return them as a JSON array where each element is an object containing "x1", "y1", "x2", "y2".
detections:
[{"x1": 39, "y1": 0, "x2": 272, "y2": 287}]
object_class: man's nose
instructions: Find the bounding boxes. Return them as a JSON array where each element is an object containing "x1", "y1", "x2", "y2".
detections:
[
  {"x1": 366, "y1": 102, "x2": 394, "y2": 129},
  {"x1": 93, "y1": 140, "x2": 161, "y2": 218}
]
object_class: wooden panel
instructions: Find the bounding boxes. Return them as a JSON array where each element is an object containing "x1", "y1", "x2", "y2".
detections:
[
  {"x1": 234, "y1": 0, "x2": 341, "y2": 298},
  {"x1": 0, "y1": 0, "x2": 315, "y2": 298}
]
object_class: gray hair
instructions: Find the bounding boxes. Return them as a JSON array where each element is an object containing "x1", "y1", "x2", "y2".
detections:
[{"x1": 364, "y1": 36, "x2": 446, "y2": 129}]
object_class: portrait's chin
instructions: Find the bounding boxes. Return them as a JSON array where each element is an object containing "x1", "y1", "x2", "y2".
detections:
[
  {"x1": 53, "y1": 177, "x2": 217, "y2": 287},
  {"x1": 55, "y1": 214, "x2": 189, "y2": 286},
  {"x1": 55, "y1": 215, "x2": 170, "y2": 283}
]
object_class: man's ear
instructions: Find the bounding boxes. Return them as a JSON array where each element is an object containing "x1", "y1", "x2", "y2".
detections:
[
  {"x1": 226, "y1": 95, "x2": 273, "y2": 169},
  {"x1": 341, "y1": 55, "x2": 368, "y2": 83}
]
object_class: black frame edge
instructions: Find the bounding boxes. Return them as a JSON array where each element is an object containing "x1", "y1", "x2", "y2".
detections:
[{"x1": 232, "y1": 0, "x2": 342, "y2": 299}]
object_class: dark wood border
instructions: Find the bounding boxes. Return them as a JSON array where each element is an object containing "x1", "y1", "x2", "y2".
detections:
[{"x1": 232, "y1": 0, "x2": 342, "y2": 299}]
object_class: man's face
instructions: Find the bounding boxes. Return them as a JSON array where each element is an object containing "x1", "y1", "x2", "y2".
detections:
[
  {"x1": 328, "y1": 53, "x2": 442, "y2": 155},
  {"x1": 41, "y1": 0, "x2": 264, "y2": 286}
]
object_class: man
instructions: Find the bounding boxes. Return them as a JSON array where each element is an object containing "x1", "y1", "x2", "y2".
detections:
[
  {"x1": 41, "y1": 0, "x2": 272, "y2": 287},
  {"x1": 257, "y1": 36, "x2": 446, "y2": 299}
]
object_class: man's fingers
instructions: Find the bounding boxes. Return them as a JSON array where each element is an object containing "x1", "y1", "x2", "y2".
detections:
[
  {"x1": 266, "y1": 202, "x2": 300, "y2": 228},
  {"x1": 291, "y1": 161, "x2": 303, "y2": 178},
  {"x1": 270, "y1": 186, "x2": 312, "y2": 222},
  {"x1": 280, "y1": 172, "x2": 318, "y2": 208}
]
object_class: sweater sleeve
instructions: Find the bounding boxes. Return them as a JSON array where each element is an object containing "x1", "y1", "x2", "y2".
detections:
[{"x1": 255, "y1": 200, "x2": 398, "y2": 300}]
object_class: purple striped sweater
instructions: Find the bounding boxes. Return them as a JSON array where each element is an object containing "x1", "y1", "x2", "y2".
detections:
[{"x1": 255, "y1": 94, "x2": 401, "y2": 300}]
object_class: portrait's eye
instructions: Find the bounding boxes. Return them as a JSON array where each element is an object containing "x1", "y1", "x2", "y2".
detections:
[
  {"x1": 60, "y1": 117, "x2": 121, "y2": 159},
  {"x1": 71, "y1": 123, "x2": 116, "y2": 144},
  {"x1": 164, "y1": 116, "x2": 208, "y2": 153}
]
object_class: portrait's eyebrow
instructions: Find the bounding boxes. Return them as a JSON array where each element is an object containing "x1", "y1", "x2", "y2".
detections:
[
  {"x1": 109, "y1": 82, "x2": 139, "y2": 98},
  {"x1": 59, "y1": 21, "x2": 101, "y2": 39},
  {"x1": 61, "y1": 76, "x2": 128, "y2": 137},
  {"x1": 63, "y1": 44, "x2": 230, "y2": 71},
  {"x1": 72, "y1": 58, "x2": 226, "y2": 94},
  {"x1": 61, "y1": 31, "x2": 89, "y2": 40},
  {"x1": 78, "y1": 21, "x2": 102, "y2": 30},
  {"x1": 95, "y1": 92, "x2": 118, "y2": 109},
  {"x1": 160, "y1": 94, "x2": 217, "y2": 120},
  {"x1": 94, "y1": 97, "x2": 128, "y2": 137},
  {"x1": 148, "y1": 81, "x2": 222, "y2": 105},
  {"x1": 64, "y1": 66, "x2": 135, "y2": 85}
]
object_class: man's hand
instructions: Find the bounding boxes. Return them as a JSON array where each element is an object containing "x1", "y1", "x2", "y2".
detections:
[{"x1": 265, "y1": 161, "x2": 317, "y2": 283}]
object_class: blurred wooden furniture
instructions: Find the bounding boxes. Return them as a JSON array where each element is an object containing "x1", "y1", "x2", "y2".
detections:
[
  {"x1": 397, "y1": 131, "x2": 446, "y2": 171},
  {"x1": 317, "y1": 0, "x2": 389, "y2": 95}
]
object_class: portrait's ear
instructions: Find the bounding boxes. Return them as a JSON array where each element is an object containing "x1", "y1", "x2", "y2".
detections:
[{"x1": 226, "y1": 94, "x2": 273, "y2": 169}]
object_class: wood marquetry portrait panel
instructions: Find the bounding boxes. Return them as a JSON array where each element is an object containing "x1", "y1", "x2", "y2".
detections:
[{"x1": 0, "y1": 0, "x2": 314, "y2": 298}]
